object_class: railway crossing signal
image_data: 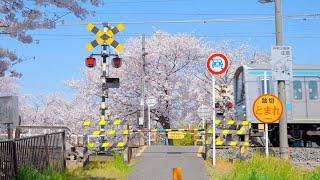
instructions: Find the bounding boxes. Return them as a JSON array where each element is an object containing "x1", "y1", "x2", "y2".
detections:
[
  {"x1": 85, "y1": 23, "x2": 125, "y2": 52},
  {"x1": 83, "y1": 22, "x2": 125, "y2": 154}
]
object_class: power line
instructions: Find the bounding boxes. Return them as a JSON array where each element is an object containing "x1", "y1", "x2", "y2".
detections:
[
  {"x1": 3, "y1": 33, "x2": 320, "y2": 41},
  {"x1": 56, "y1": 13, "x2": 320, "y2": 26}
]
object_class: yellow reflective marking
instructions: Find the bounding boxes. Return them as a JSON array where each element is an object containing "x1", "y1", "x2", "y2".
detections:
[
  {"x1": 207, "y1": 129, "x2": 213, "y2": 134},
  {"x1": 242, "y1": 121, "x2": 249, "y2": 126},
  {"x1": 106, "y1": 30, "x2": 114, "y2": 37},
  {"x1": 216, "y1": 140, "x2": 223, "y2": 146},
  {"x1": 229, "y1": 141, "x2": 238, "y2": 146},
  {"x1": 83, "y1": 120, "x2": 91, "y2": 127},
  {"x1": 106, "y1": 38, "x2": 113, "y2": 45},
  {"x1": 117, "y1": 142, "x2": 125, "y2": 148},
  {"x1": 236, "y1": 129, "x2": 244, "y2": 135},
  {"x1": 215, "y1": 119, "x2": 221, "y2": 125},
  {"x1": 113, "y1": 119, "x2": 121, "y2": 125},
  {"x1": 107, "y1": 130, "x2": 116, "y2": 136},
  {"x1": 227, "y1": 120, "x2": 235, "y2": 125},
  {"x1": 206, "y1": 140, "x2": 210, "y2": 145},
  {"x1": 193, "y1": 129, "x2": 198, "y2": 131},
  {"x1": 96, "y1": 37, "x2": 104, "y2": 44},
  {"x1": 115, "y1": 44, "x2": 124, "y2": 52},
  {"x1": 85, "y1": 43, "x2": 93, "y2": 51},
  {"x1": 96, "y1": 30, "x2": 104, "y2": 37},
  {"x1": 86, "y1": 23, "x2": 94, "y2": 31},
  {"x1": 101, "y1": 142, "x2": 110, "y2": 148},
  {"x1": 117, "y1": 23, "x2": 125, "y2": 31},
  {"x1": 123, "y1": 130, "x2": 129, "y2": 135},
  {"x1": 151, "y1": 129, "x2": 157, "y2": 132},
  {"x1": 87, "y1": 143, "x2": 95, "y2": 149},
  {"x1": 98, "y1": 119, "x2": 106, "y2": 126},
  {"x1": 166, "y1": 129, "x2": 172, "y2": 132},
  {"x1": 222, "y1": 130, "x2": 231, "y2": 135},
  {"x1": 243, "y1": 141, "x2": 250, "y2": 147},
  {"x1": 92, "y1": 130, "x2": 100, "y2": 136}
]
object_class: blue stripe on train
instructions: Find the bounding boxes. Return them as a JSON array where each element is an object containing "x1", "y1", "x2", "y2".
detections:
[{"x1": 249, "y1": 71, "x2": 320, "y2": 76}]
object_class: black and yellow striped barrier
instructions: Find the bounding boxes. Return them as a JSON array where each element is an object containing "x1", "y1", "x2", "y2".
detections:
[
  {"x1": 85, "y1": 23, "x2": 125, "y2": 52},
  {"x1": 83, "y1": 119, "x2": 124, "y2": 127},
  {"x1": 87, "y1": 141, "x2": 127, "y2": 149}
]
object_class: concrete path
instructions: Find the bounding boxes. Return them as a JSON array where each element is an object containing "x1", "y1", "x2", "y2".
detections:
[{"x1": 128, "y1": 146, "x2": 209, "y2": 180}]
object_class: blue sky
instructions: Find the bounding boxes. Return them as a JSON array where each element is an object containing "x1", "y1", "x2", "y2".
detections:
[{"x1": 2, "y1": 0, "x2": 320, "y2": 95}]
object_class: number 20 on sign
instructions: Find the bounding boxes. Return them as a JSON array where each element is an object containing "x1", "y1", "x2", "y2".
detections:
[{"x1": 253, "y1": 94, "x2": 284, "y2": 124}]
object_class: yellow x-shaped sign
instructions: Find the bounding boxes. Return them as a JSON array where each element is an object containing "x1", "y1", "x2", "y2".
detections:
[{"x1": 85, "y1": 23, "x2": 125, "y2": 52}]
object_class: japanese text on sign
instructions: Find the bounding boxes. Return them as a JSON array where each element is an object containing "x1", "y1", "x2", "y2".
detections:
[
  {"x1": 253, "y1": 94, "x2": 284, "y2": 123},
  {"x1": 168, "y1": 132, "x2": 185, "y2": 139}
]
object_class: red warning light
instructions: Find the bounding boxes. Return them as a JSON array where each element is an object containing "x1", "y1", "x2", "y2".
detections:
[
  {"x1": 227, "y1": 101, "x2": 233, "y2": 109},
  {"x1": 112, "y1": 57, "x2": 122, "y2": 68},
  {"x1": 86, "y1": 57, "x2": 96, "y2": 68}
]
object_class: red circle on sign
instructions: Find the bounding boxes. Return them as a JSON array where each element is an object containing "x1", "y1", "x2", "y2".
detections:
[{"x1": 206, "y1": 53, "x2": 229, "y2": 75}]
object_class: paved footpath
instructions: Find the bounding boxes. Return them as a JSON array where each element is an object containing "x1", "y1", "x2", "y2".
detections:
[{"x1": 128, "y1": 146, "x2": 209, "y2": 180}]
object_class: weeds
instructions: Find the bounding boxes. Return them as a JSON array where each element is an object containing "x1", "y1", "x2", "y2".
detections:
[
  {"x1": 206, "y1": 153, "x2": 320, "y2": 180},
  {"x1": 15, "y1": 154, "x2": 132, "y2": 180}
]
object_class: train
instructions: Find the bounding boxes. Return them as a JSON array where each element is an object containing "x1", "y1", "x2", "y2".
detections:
[{"x1": 233, "y1": 64, "x2": 320, "y2": 147}]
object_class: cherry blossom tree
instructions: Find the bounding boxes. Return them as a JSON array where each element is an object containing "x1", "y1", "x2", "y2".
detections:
[
  {"x1": 0, "y1": 0, "x2": 103, "y2": 76},
  {"x1": 19, "y1": 31, "x2": 270, "y2": 136}
]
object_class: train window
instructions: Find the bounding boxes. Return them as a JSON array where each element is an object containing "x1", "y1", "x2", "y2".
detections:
[
  {"x1": 235, "y1": 71, "x2": 245, "y2": 104},
  {"x1": 260, "y1": 79, "x2": 271, "y2": 94},
  {"x1": 308, "y1": 81, "x2": 318, "y2": 100},
  {"x1": 293, "y1": 80, "x2": 302, "y2": 100}
]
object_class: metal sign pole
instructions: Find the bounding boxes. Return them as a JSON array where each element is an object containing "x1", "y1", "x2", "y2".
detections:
[
  {"x1": 264, "y1": 71, "x2": 269, "y2": 157},
  {"x1": 148, "y1": 104, "x2": 151, "y2": 146},
  {"x1": 212, "y1": 76, "x2": 216, "y2": 166}
]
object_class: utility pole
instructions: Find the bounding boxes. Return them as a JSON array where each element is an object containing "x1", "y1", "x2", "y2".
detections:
[
  {"x1": 140, "y1": 34, "x2": 147, "y2": 128},
  {"x1": 274, "y1": 0, "x2": 289, "y2": 159}
]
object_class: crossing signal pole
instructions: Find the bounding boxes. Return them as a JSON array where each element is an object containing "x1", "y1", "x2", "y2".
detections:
[
  {"x1": 85, "y1": 22, "x2": 125, "y2": 152},
  {"x1": 259, "y1": 0, "x2": 289, "y2": 159}
]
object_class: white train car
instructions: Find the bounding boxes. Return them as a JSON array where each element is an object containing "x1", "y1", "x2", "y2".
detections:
[{"x1": 233, "y1": 64, "x2": 320, "y2": 147}]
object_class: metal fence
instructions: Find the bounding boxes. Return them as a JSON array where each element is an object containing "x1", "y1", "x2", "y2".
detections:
[{"x1": 0, "y1": 132, "x2": 66, "y2": 179}]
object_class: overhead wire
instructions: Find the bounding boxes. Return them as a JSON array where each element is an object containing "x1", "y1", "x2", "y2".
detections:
[{"x1": 56, "y1": 13, "x2": 320, "y2": 26}]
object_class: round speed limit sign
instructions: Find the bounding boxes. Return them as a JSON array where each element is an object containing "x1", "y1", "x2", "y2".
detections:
[{"x1": 253, "y1": 94, "x2": 284, "y2": 123}]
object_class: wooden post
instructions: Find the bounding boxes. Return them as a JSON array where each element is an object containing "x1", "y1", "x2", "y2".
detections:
[
  {"x1": 83, "y1": 134, "x2": 88, "y2": 167},
  {"x1": 15, "y1": 116, "x2": 22, "y2": 139},
  {"x1": 62, "y1": 131, "x2": 66, "y2": 170},
  {"x1": 7, "y1": 123, "x2": 12, "y2": 139},
  {"x1": 44, "y1": 134, "x2": 49, "y2": 168},
  {"x1": 204, "y1": 122, "x2": 207, "y2": 160},
  {"x1": 11, "y1": 140, "x2": 18, "y2": 176}
]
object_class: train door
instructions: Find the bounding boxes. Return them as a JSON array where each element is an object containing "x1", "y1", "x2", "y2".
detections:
[
  {"x1": 292, "y1": 77, "x2": 307, "y2": 119},
  {"x1": 305, "y1": 77, "x2": 320, "y2": 118}
]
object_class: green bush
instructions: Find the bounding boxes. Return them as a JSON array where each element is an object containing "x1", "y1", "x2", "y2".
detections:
[{"x1": 172, "y1": 133, "x2": 194, "y2": 146}]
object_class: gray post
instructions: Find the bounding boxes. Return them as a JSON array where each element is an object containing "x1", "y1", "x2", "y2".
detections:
[
  {"x1": 140, "y1": 34, "x2": 146, "y2": 127},
  {"x1": 275, "y1": 0, "x2": 289, "y2": 159}
]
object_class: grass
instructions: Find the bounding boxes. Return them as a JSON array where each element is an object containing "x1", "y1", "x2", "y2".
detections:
[
  {"x1": 15, "y1": 154, "x2": 133, "y2": 180},
  {"x1": 205, "y1": 154, "x2": 320, "y2": 180}
]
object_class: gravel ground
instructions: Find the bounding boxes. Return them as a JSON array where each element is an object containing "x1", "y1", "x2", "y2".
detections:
[{"x1": 206, "y1": 147, "x2": 320, "y2": 168}]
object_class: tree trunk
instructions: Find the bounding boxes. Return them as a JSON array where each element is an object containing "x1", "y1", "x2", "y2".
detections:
[{"x1": 158, "y1": 115, "x2": 173, "y2": 145}]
